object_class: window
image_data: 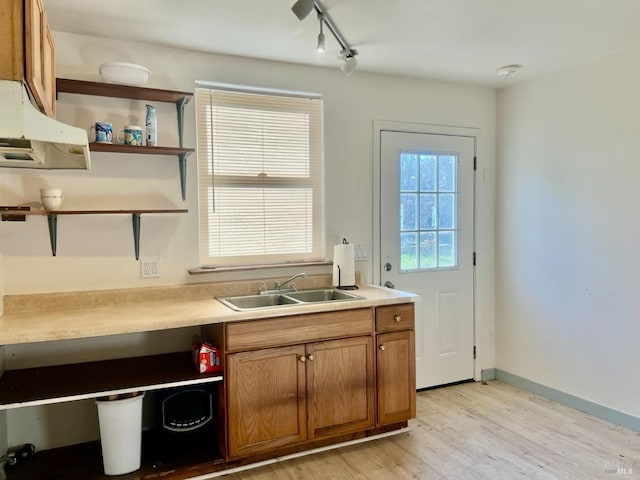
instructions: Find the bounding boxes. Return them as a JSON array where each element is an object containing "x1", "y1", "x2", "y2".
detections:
[
  {"x1": 195, "y1": 86, "x2": 324, "y2": 267},
  {"x1": 399, "y1": 151, "x2": 458, "y2": 271}
]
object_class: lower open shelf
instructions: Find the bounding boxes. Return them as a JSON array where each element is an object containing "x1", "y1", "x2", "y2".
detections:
[
  {"x1": 0, "y1": 351, "x2": 223, "y2": 410},
  {"x1": 4, "y1": 430, "x2": 225, "y2": 480}
]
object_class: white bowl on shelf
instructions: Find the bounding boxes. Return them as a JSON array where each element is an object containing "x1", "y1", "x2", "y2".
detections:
[{"x1": 99, "y1": 62, "x2": 151, "y2": 86}]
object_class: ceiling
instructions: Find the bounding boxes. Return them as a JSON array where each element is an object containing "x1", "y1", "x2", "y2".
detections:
[{"x1": 43, "y1": 0, "x2": 640, "y2": 88}]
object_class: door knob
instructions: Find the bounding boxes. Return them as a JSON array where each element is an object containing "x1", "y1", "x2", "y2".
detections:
[
  {"x1": 307, "y1": 354, "x2": 314, "y2": 361},
  {"x1": 384, "y1": 281, "x2": 395, "y2": 289},
  {"x1": 394, "y1": 315, "x2": 401, "y2": 322},
  {"x1": 299, "y1": 356, "x2": 306, "y2": 362},
  {"x1": 384, "y1": 262, "x2": 392, "y2": 272},
  {"x1": 379, "y1": 345, "x2": 386, "y2": 351}
]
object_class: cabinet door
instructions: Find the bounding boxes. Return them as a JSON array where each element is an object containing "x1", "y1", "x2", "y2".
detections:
[
  {"x1": 227, "y1": 345, "x2": 307, "y2": 458},
  {"x1": 377, "y1": 330, "x2": 416, "y2": 425},
  {"x1": 306, "y1": 336, "x2": 375, "y2": 440},
  {"x1": 41, "y1": 14, "x2": 55, "y2": 118},
  {"x1": 25, "y1": 0, "x2": 55, "y2": 117}
]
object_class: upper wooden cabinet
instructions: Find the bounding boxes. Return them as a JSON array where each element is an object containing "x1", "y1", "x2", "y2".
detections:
[{"x1": 0, "y1": 0, "x2": 56, "y2": 117}]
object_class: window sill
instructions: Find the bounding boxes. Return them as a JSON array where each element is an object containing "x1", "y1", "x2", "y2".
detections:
[{"x1": 188, "y1": 261, "x2": 332, "y2": 275}]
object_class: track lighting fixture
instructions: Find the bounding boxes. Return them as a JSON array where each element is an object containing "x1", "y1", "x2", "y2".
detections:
[
  {"x1": 316, "y1": 13, "x2": 325, "y2": 53},
  {"x1": 291, "y1": 0, "x2": 358, "y2": 75},
  {"x1": 341, "y1": 50, "x2": 358, "y2": 76},
  {"x1": 291, "y1": 0, "x2": 315, "y2": 20}
]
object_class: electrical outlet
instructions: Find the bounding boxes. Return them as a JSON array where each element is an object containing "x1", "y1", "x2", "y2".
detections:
[{"x1": 140, "y1": 257, "x2": 161, "y2": 278}]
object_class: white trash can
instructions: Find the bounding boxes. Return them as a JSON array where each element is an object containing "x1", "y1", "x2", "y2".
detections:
[{"x1": 96, "y1": 393, "x2": 145, "y2": 475}]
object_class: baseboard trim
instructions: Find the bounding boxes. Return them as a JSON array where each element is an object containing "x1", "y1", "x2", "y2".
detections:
[
  {"x1": 480, "y1": 368, "x2": 496, "y2": 381},
  {"x1": 191, "y1": 427, "x2": 411, "y2": 479},
  {"x1": 495, "y1": 369, "x2": 640, "y2": 433}
]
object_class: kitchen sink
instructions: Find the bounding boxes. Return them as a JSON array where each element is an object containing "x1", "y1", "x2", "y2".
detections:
[
  {"x1": 217, "y1": 288, "x2": 363, "y2": 311},
  {"x1": 217, "y1": 294, "x2": 299, "y2": 311},
  {"x1": 286, "y1": 288, "x2": 359, "y2": 303}
]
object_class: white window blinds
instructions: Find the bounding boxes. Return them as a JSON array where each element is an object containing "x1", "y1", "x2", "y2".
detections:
[{"x1": 195, "y1": 86, "x2": 324, "y2": 267}]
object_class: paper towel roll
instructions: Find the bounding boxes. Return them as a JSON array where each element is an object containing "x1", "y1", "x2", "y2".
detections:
[{"x1": 333, "y1": 243, "x2": 355, "y2": 287}]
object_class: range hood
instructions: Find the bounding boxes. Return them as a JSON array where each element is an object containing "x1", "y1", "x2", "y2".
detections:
[{"x1": 0, "y1": 80, "x2": 91, "y2": 169}]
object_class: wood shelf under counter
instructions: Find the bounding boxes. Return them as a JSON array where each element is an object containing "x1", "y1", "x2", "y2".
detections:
[
  {"x1": 5, "y1": 430, "x2": 225, "y2": 480},
  {"x1": 0, "y1": 351, "x2": 222, "y2": 410}
]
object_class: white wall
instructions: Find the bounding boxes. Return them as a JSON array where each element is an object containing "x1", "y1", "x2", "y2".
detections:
[
  {"x1": 496, "y1": 47, "x2": 640, "y2": 417},
  {"x1": 1, "y1": 31, "x2": 495, "y2": 296},
  {"x1": 0, "y1": 32, "x2": 496, "y2": 449}
]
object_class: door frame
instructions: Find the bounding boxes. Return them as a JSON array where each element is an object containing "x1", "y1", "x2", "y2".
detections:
[{"x1": 372, "y1": 119, "x2": 482, "y2": 382}]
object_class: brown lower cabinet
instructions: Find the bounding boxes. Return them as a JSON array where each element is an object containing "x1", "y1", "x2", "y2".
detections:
[
  {"x1": 376, "y1": 330, "x2": 416, "y2": 425},
  {"x1": 225, "y1": 305, "x2": 416, "y2": 461},
  {"x1": 306, "y1": 336, "x2": 375, "y2": 440},
  {"x1": 227, "y1": 344, "x2": 308, "y2": 458},
  {"x1": 375, "y1": 303, "x2": 417, "y2": 426},
  {"x1": 226, "y1": 335, "x2": 375, "y2": 458}
]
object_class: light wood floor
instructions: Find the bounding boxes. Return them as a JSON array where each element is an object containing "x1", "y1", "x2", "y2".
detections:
[{"x1": 226, "y1": 380, "x2": 639, "y2": 479}]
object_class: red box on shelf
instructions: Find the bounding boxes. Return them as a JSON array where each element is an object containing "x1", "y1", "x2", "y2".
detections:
[{"x1": 192, "y1": 340, "x2": 222, "y2": 374}]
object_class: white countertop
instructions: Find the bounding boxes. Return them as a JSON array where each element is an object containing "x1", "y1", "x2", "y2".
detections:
[{"x1": 0, "y1": 285, "x2": 417, "y2": 346}]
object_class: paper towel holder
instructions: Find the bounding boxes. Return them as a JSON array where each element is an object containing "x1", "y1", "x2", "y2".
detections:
[
  {"x1": 336, "y1": 264, "x2": 359, "y2": 290},
  {"x1": 335, "y1": 238, "x2": 359, "y2": 290}
]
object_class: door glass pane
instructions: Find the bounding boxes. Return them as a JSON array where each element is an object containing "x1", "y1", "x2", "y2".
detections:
[
  {"x1": 439, "y1": 155, "x2": 456, "y2": 192},
  {"x1": 438, "y1": 194, "x2": 455, "y2": 229},
  {"x1": 419, "y1": 194, "x2": 436, "y2": 229},
  {"x1": 401, "y1": 193, "x2": 417, "y2": 230},
  {"x1": 419, "y1": 231, "x2": 436, "y2": 268},
  {"x1": 400, "y1": 232, "x2": 418, "y2": 270},
  {"x1": 399, "y1": 151, "x2": 458, "y2": 271},
  {"x1": 400, "y1": 153, "x2": 418, "y2": 191},
  {"x1": 419, "y1": 155, "x2": 436, "y2": 191},
  {"x1": 438, "y1": 231, "x2": 455, "y2": 267}
]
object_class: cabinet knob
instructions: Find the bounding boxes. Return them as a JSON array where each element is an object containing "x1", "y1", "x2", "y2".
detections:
[
  {"x1": 379, "y1": 345, "x2": 386, "y2": 351},
  {"x1": 394, "y1": 315, "x2": 401, "y2": 322},
  {"x1": 299, "y1": 356, "x2": 306, "y2": 362},
  {"x1": 307, "y1": 354, "x2": 314, "y2": 361}
]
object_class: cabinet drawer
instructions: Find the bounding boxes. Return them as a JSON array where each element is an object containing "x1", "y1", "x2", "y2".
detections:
[
  {"x1": 375, "y1": 303, "x2": 414, "y2": 332},
  {"x1": 226, "y1": 308, "x2": 374, "y2": 352}
]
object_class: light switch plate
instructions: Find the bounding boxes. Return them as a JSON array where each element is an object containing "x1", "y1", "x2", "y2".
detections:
[{"x1": 354, "y1": 244, "x2": 369, "y2": 262}]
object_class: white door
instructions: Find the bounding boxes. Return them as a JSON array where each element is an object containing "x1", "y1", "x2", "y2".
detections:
[{"x1": 380, "y1": 130, "x2": 475, "y2": 389}]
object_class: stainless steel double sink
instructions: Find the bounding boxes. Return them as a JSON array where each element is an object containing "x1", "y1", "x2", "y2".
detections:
[{"x1": 217, "y1": 288, "x2": 363, "y2": 311}]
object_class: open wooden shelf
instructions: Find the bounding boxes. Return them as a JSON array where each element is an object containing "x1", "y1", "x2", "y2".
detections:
[
  {"x1": 1, "y1": 209, "x2": 188, "y2": 216},
  {"x1": 56, "y1": 78, "x2": 194, "y2": 200},
  {"x1": 1, "y1": 207, "x2": 188, "y2": 259},
  {"x1": 89, "y1": 142, "x2": 194, "y2": 156},
  {"x1": 56, "y1": 78, "x2": 192, "y2": 105},
  {"x1": 0, "y1": 351, "x2": 222, "y2": 410},
  {"x1": 43, "y1": 209, "x2": 187, "y2": 215},
  {"x1": 5, "y1": 431, "x2": 225, "y2": 480}
]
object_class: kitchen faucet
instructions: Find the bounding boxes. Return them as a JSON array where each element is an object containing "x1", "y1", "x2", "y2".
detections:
[
  {"x1": 275, "y1": 272, "x2": 307, "y2": 290},
  {"x1": 258, "y1": 273, "x2": 308, "y2": 295}
]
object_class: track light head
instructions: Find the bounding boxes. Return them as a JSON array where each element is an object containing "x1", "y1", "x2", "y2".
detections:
[
  {"x1": 291, "y1": 0, "x2": 315, "y2": 21},
  {"x1": 317, "y1": 32, "x2": 325, "y2": 53},
  {"x1": 316, "y1": 13, "x2": 325, "y2": 53},
  {"x1": 340, "y1": 49, "x2": 358, "y2": 76}
]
